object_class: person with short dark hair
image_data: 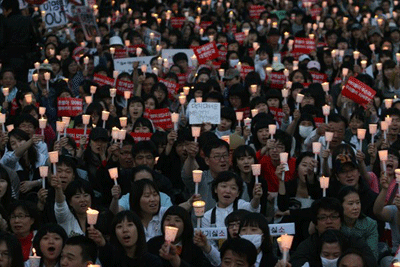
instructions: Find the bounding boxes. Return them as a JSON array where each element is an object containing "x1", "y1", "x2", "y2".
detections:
[
  {"x1": 219, "y1": 238, "x2": 257, "y2": 267},
  {"x1": 61, "y1": 235, "x2": 98, "y2": 267}
]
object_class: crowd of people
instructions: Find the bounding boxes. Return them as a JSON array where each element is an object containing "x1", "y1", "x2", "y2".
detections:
[{"x1": 1, "y1": 0, "x2": 400, "y2": 266}]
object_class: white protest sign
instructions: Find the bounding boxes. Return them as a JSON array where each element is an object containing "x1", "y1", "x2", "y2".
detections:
[
  {"x1": 27, "y1": 69, "x2": 35, "y2": 83},
  {"x1": 40, "y1": 0, "x2": 68, "y2": 28},
  {"x1": 162, "y1": 49, "x2": 195, "y2": 67},
  {"x1": 143, "y1": 28, "x2": 161, "y2": 47},
  {"x1": 188, "y1": 102, "x2": 221, "y2": 125},
  {"x1": 268, "y1": 223, "x2": 295, "y2": 236},
  {"x1": 200, "y1": 227, "x2": 227, "y2": 240},
  {"x1": 113, "y1": 56, "x2": 153, "y2": 74},
  {"x1": 74, "y1": 6, "x2": 100, "y2": 41}
]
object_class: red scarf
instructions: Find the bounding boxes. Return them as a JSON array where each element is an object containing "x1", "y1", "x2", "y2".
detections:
[{"x1": 18, "y1": 231, "x2": 34, "y2": 262}]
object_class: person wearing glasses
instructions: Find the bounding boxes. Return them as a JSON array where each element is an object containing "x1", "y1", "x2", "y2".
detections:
[
  {"x1": 182, "y1": 138, "x2": 230, "y2": 211},
  {"x1": 290, "y1": 197, "x2": 377, "y2": 267}
]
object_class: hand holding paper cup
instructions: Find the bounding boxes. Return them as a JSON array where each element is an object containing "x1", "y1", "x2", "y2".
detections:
[
  {"x1": 193, "y1": 170, "x2": 202, "y2": 195},
  {"x1": 319, "y1": 176, "x2": 329, "y2": 197},
  {"x1": 193, "y1": 200, "x2": 206, "y2": 229},
  {"x1": 86, "y1": 208, "x2": 99, "y2": 227},
  {"x1": 39, "y1": 166, "x2": 48, "y2": 189},
  {"x1": 251, "y1": 164, "x2": 261, "y2": 184},
  {"x1": 108, "y1": 167, "x2": 118, "y2": 185},
  {"x1": 280, "y1": 153, "x2": 288, "y2": 181}
]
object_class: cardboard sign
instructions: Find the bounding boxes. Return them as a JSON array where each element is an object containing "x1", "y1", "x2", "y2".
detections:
[
  {"x1": 310, "y1": 72, "x2": 327, "y2": 83},
  {"x1": 74, "y1": 6, "x2": 100, "y2": 41},
  {"x1": 170, "y1": 17, "x2": 186, "y2": 28},
  {"x1": 342, "y1": 76, "x2": 376, "y2": 108},
  {"x1": 292, "y1": 38, "x2": 316, "y2": 54},
  {"x1": 188, "y1": 102, "x2": 221, "y2": 125},
  {"x1": 66, "y1": 128, "x2": 90, "y2": 148},
  {"x1": 268, "y1": 223, "x2": 295, "y2": 236},
  {"x1": 269, "y1": 72, "x2": 286, "y2": 89},
  {"x1": 40, "y1": 0, "x2": 68, "y2": 28},
  {"x1": 144, "y1": 108, "x2": 173, "y2": 130},
  {"x1": 240, "y1": 65, "x2": 254, "y2": 79},
  {"x1": 158, "y1": 78, "x2": 180, "y2": 100},
  {"x1": 161, "y1": 49, "x2": 195, "y2": 68},
  {"x1": 130, "y1": 132, "x2": 153, "y2": 143},
  {"x1": 200, "y1": 227, "x2": 227, "y2": 240},
  {"x1": 193, "y1": 42, "x2": 219, "y2": 64},
  {"x1": 249, "y1": 5, "x2": 266, "y2": 20},
  {"x1": 113, "y1": 56, "x2": 153, "y2": 74},
  {"x1": 234, "y1": 32, "x2": 245, "y2": 44},
  {"x1": 143, "y1": 28, "x2": 161, "y2": 47},
  {"x1": 57, "y1": 98, "x2": 83, "y2": 117},
  {"x1": 269, "y1": 107, "x2": 285, "y2": 125}
]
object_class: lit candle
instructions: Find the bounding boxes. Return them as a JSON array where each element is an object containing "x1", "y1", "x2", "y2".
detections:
[
  {"x1": 39, "y1": 107, "x2": 46, "y2": 117},
  {"x1": 34, "y1": 62, "x2": 40, "y2": 70},
  {"x1": 269, "y1": 124, "x2": 276, "y2": 139},
  {"x1": 296, "y1": 93, "x2": 304, "y2": 109},
  {"x1": 48, "y1": 151, "x2": 58, "y2": 175},
  {"x1": 85, "y1": 96, "x2": 92, "y2": 105},
  {"x1": 165, "y1": 226, "x2": 179, "y2": 247},
  {"x1": 384, "y1": 99, "x2": 393, "y2": 109},
  {"x1": 39, "y1": 118, "x2": 47, "y2": 136},
  {"x1": 312, "y1": 142, "x2": 321, "y2": 173},
  {"x1": 171, "y1": 113, "x2": 179, "y2": 131},
  {"x1": 322, "y1": 105, "x2": 330, "y2": 124},
  {"x1": 236, "y1": 111, "x2": 243, "y2": 127},
  {"x1": 193, "y1": 170, "x2": 202, "y2": 195},
  {"x1": 250, "y1": 85, "x2": 257, "y2": 95},
  {"x1": 2, "y1": 87, "x2": 9, "y2": 98},
  {"x1": 193, "y1": 200, "x2": 206, "y2": 229},
  {"x1": 279, "y1": 234, "x2": 294, "y2": 265},
  {"x1": 110, "y1": 47, "x2": 115, "y2": 57},
  {"x1": 141, "y1": 64, "x2": 147, "y2": 73},
  {"x1": 0, "y1": 114, "x2": 5, "y2": 132},
  {"x1": 381, "y1": 121, "x2": 389, "y2": 141},
  {"x1": 86, "y1": 208, "x2": 99, "y2": 226},
  {"x1": 322, "y1": 82, "x2": 329, "y2": 95},
  {"x1": 280, "y1": 153, "x2": 288, "y2": 181},
  {"x1": 56, "y1": 121, "x2": 65, "y2": 141},
  {"x1": 39, "y1": 166, "x2": 48, "y2": 189},
  {"x1": 6, "y1": 124, "x2": 13, "y2": 132},
  {"x1": 110, "y1": 88, "x2": 117, "y2": 105},
  {"x1": 192, "y1": 126, "x2": 201, "y2": 142},
  {"x1": 82, "y1": 114, "x2": 90, "y2": 136},
  {"x1": 244, "y1": 118, "x2": 252, "y2": 128},
  {"x1": 183, "y1": 86, "x2": 190, "y2": 96},
  {"x1": 118, "y1": 129, "x2": 126, "y2": 148},
  {"x1": 25, "y1": 94, "x2": 32, "y2": 104},
  {"x1": 251, "y1": 109, "x2": 258, "y2": 117},
  {"x1": 342, "y1": 68, "x2": 349, "y2": 77},
  {"x1": 282, "y1": 89, "x2": 289, "y2": 105},
  {"x1": 108, "y1": 167, "x2": 118, "y2": 185},
  {"x1": 369, "y1": 124, "x2": 377, "y2": 144},
  {"x1": 119, "y1": 117, "x2": 127, "y2": 128},
  {"x1": 353, "y1": 51, "x2": 360, "y2": 60},
  {"x1": 357, "y1": 129, "x2": 366, "y2": 150},
  {"x1": 29, "y1": 248, "x2": 41, "y2": 267},
  {"x1": 218, "y1": 69, "x2": 225, "y2": 81},
  {"x1": 112, "y1": 127, "x2": 119, "y2": 142},
  {"x1": 124, "y1": 91, "x2": 131, "y2": 107},
  {"x1": 136, "y1": 47, "x2": 142, "y2": 56},
  {"x1": 319, "y1": 176, "x2": 329, "y2": 197},
  {"x1": 102, "y1": 111, "x2": 110, "y2": 128},
  {"x1": 251, "y1": 164, "x2": 261, "y2": 184},
  {"x1": 379, "y1": 150, "x2": 388, "y2": 174},
  {"x1": 221, "y1": 135, "x2": 230, "y2": 144},
  {"x1": 325, "y1": 132, "x2": 334, "y2": 150}
]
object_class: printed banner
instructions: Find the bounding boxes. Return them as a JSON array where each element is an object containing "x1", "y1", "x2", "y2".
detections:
[
  {"x1": 269, "y1": 72, "x2": 286, "y2": 89},
  {"x1": 170, "y1": 17, "x2": 186, "y2": 28},
  {"x1": 158, "y1": 78, "x2": 180, "y2": 100},
  {"x1": 200, "y1": 227, "x2": 227, "y2": 240},
  {"x1": 130, "y1": 132, "x2": 153, "y2": 143},
  {"x1": 240, "y1": 65, "x2": 254, "y2": 79},
  {"x1": 93, "y1": 74, "x2": 134, "y2": 95},
  {"x1": 292, "y1": 38, "x2": 316, "y2": 54},
  {"x1": 268, "y1": 223, "x2": 295, "y2": 236},
  {"x1": 144, "y1": 108, "x2": 173, "y2": 130},
  {"x1": 66, "y1": 128, "x2": 90, "y2": 148},
  {"x1": 249, "y1": 5, "x2": 266, "y2": 20},
  {"x1": 234, "y1": 32, "x2": 245, "y2": 44},
  {"x1": 57, "y1": 98, "x2": 83, "y2": 117},
  {"x1": 188, "y1": 102, "x2": 221, "y2": 125},
  {"x1": 193, "y1": 42, "x2": 219, "y2": 64},
  {"x1": 310, "y1": 72, "x2": 327, "y2": 83},
  {"x1": 342, "y1": 76, "x2": 376, "y2": 108},
  {"x1": 269, "y1": 107, "x2": 285, "y2": 125}
]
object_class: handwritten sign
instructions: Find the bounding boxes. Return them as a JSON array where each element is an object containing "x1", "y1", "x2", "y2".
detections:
[
  {"x1": 57, "y1": 98, "x2": 83, "y2": 117},
  {"x1": 268, "y1": 223, "x2": 295, "y2": 236},
  {"x1": 188, "y1": 102, "x2": 221, "y2": 125},
  {"x1": 342, "y1": 76, "x2": 376, "y2": 108},
  {"x1": 200, "y1": 227, "x2": 227, "y2": 240},
  {"x1": 130, "y1": 132, "x2": 153, "y2": 143},
  {"x1": 143, "y1": 108, "x2": 173, "y2": 130},
  {"x1": 40, "y1": 0, "x2": 68, "y2": 28},
  {"x1": 193, "y1": 42, "x2": 219, "y2": 64}
]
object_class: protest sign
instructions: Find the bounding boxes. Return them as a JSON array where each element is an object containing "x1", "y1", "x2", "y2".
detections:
[
  {"x1": 200, "y1": 227, "x2": 227, "y2": 240},
  {"x1": 66, "y1": 128, "x2": 90, "y2": 148},
  {"x1": 116, "y1": 79, "x2": 134, "y2": 96},
  {"x1": 314, "y1": 117, "x2": 324, "y2": 128},
  {"x1": 177, "y1": 73, "x2": 188, "y2": 87},
  {"x1": 236, "y1": 107, "x2": 250, "y2": 120},
  {"x1": 93, "y1": 73, "x2": 114, "y2": 87},
  {"x1": 200, "y1": 21, "x2": 213, "y2": 30},
  {"x1": 271, "y1": 10, "x2": 287, "y2": 21},
  {"x1": 193, "y1": 42, "x2": 219, "y2": 64},
  {"x1": 162, "y1": 49, "x2": 195, "y2": 68},
  {"x1": 40, "y1": 0, "x2": 68, "y2": 28},
  {"x1": 269, "y1": 72, "x2": 286, "y2": 89},
  {"x1": 268, "y1": 223, "x2": 295, "y2": 236},
  {"x1": 269, "y1": 107, "x2": 285, "y2": 125},
  {"x1": 170, "y1": 17, "x2": 186, "y2": 28},
  {"x1": 159, "y1": 78, "x2": 180, "y2": 100},
  {"x1": 342, "y1": 76, "x2": 376, "y2": 108},
  {"x1": 188, "y1": 102, "x2": 221, "y2": 125},
  {"x1": 240, "y1": 66, "x2": 254, "y2": 79},
  {"x1": 292, "y1": 38, "x2": 316, "y2": 54},
  {"x1": 74, "y1": 6, "x2": 100, "y2": 41},
  {"x1": 130, "y1": 132, "x2": 153, "y2": 143},
  {"x1": 143, "y1": 28, "x2": 161, "y2": 47},
  {"x1": 144, "y1": 108, "x2": 173, "y2": 130},
  {"x1": 249, "y1": 5, "x2": 266, "y2": 20},
  {"x1": 113, "y1": 56, "x2": 153, "y2": 74},
  {"x1": 234, "y1": 32, "x2": 245, "y2": 44},
  {"x1": 310, "y1": 72, "x2": 327, "y2": 83},
  {"x1": 57, "y1": 98, "x2": 83, "y2": 117}
]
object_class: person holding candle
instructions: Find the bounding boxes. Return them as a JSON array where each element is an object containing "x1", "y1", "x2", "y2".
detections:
[
  {"x1": 8, "y1": 201, "x2": 39, "y2": 262},
  {"x1": 228, "y1": 84, "x2": 249, "y2": 110},
  {"x1": 31, "y1": 223, "x2": 68, "y2": 267},
  {"x1": 249, "y1": 114, "x2": 276, "y2": 151},
  {"x1": 0, "y1": 232, "x2": 24, "y2": 267},
  {"x1": 291, "y1": 114, "x2": 317, "y2": 156},
  {"x1": 133, "y1": 117, "x2": 154, "y2": 133},
  {"x1": 0, "y1": 69, "x2": 19, "y2": 114},
  {"x1": 238, "y1": 212, "x2": 277, "y2": 266},
  {"x1": 202, "y1": 171, "x2": 262, "y2": 229},
  {"x1": 338, "y1": 186, "x2": 379, "y2": 261},
  {"x1": 87, "y1": 210, "x2": 162, "y2": 267},
  {"x1": 232, "y1": 145, "x2": 269, "y2": 215},
  {"x1": 213, "y1": 107, "x2": 239, "y2": 138},
  {"x1": 1, "y1": 129, "x2": 47, "y2": 198},
  {"x1": 126, "y1": 96, "x2": 145, "y2": 132},
  {"x1": 61, "y1": 58, "x2": 84, "y2": 97},
  {"x1": 148, "y1": 206, "x2": 211, "y2": 267},
  {"x1": 151, "y1": 83, "x2": 170, "y2": 109},
  {"x1": 135, "y1": 73, "x2": 158, "y2": 99},
  {"x1": 345, "y1": 110, "x2": 369, "y2": 153},
  {"x1": 375, "y1": 60, "x2": 400, "y2": 98}
]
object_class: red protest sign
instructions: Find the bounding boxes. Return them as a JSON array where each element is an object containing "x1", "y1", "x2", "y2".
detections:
[
  {"x1": 269, "y1": 107, "x2": 285, "y2": 125},
  {"x1": 225, "y1": 24, "x2": 237, "y2": 33},
  {"x1": 130, "y1": 132, "x2": 153, "y2": 143},
  {"x1": 314, "y1": 117, "x2": 324, "y2": 128},
  {"x1": 93, "y1": 73, "x2": 114, "y2": 87},
  {"x1": 334, "y1": 77, "x2": 342, "y2": 85},
  {"x1": 57, "y1": 98, "x2": 83, "y2": 117},
  {"x1": 269, "y1": 72, "x2": 286, "y2": 89},
  {"x1": 218, "y1": 49, "x2": 227, "y2": 61},
  {"x1": 240, "y1": 66, "x2": 255, "y2": 79},
  {"x1": 177, "y1": 73, "x2": 187, "y2": 87},
  {"x1": 66, "y1": 128, "x2": 90, "y2": 148},
  {"x1": 159, "y1": 78, "x2": 180, "y2": 100},
  {"x1": 143, "y1": 108, "x2": 173, "y2": 130},
  {"x1": 171, "y1": 17, "x2": 186, "y2": 28},
  {"x1": 212, "y1": 61, "x2": 223, "y2": 69},
  {"x1": 342, "y1": 76, "x2": 376, "y2": 108},
  {"x1": 200, "y1": 21, "x2": 213, "y2": 30},
  {"x1": 310, "y1": 72, "x2": 327, "y2": 83},
  {"x1": 310, "y1": 8, "x2": 322, "y2": 19},
  {"x1": 292, "y1": 38, "x2": 316, "y2": 54},
  {"x1": 249, "y1": 5, "x2": 266, "y2": 20},
  {"x1": 193, "y1": 42, "x2": 219, "y2": 64},
  {"x1": 116, "y1": 79, "x2": 134, "y2": 96},
  {"x1": 234, "y1": 32, "x2": 245, "y2": 44}
]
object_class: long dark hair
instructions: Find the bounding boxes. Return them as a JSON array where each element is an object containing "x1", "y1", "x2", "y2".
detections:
[
  {"x1": 337, "y1": 186, "x2": 365, "y2": 220},
  {"x1": 239, "y1": 213, "x2": 272, "y2": 254},
  {"x1": 8, "y1": 200, "x2": 39, "y2": 233},
  {"x1": 110, "y1": 211, "x2": 147, "y2": 262},
  {"x1": 232, "y1": 145, "x2": 257, "y2": 175},
  {"x1": 129, "y1": 179, "x2": 160, "y2": 218},
  {"x1": 7, "y1": 129, "x2": 38, "y2": 170},
  {"x1": 0, "y1": 232, "x2": 24, "y2": 267},
  {"x1": 161, "y1": 206, "x2": 194, "y2": 262},
  {"x1": 64, "y1": 180, "x2": 94, "y2": 216},
  {"x1": 0, "y1": 165, "x2": 13, "y2": 209}
]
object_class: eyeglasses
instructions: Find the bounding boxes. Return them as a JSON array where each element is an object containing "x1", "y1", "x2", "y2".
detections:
[
  {"x1": 211, "y1": 154, "x2": 229, "y2": 161},
  {"x1": 10, "y1": 214, "x2": 30, "y2": 220},
  {"x1": 317, "y1": 214, "x2": 340, "y2": 221}
]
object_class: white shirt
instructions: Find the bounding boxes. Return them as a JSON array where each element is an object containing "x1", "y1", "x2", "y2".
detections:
[
  {"x1": 255, "y1": 252, "x2": 263, "y2": 267},
  {"x1": 202, "y1": 199, "x2": 260, "y2": 228},
  {"x1": 54, "y1": 201, "x2": 85, "y2": 237},
  {"x1": 144, "y1": 206, "x2": 167, "y2": 241}
]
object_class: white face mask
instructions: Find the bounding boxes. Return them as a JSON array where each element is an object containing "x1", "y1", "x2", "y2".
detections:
[
  {"x1": 240, "y1": 234, "x2": 263, "y2": 250},
  {"x1": 299, "y1": 125, "x2": 314, "y2": 138},
  {"x1": 230, "y1": 59, "x2": 239, "y2": 67},
  {"x1": 320, "y1": 257, "x2": 338, "y2": 267}
]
